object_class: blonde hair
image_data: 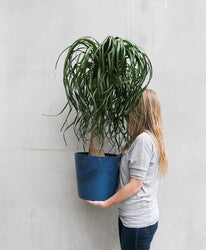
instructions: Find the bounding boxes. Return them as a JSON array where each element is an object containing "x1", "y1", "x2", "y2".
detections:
[{"x1": 118, "y1": 89, "x2": 168, "y2": 179}]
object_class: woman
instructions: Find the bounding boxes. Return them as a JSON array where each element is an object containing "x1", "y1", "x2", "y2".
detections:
[{"x1": 84, "y1": 89, "x2": 168, "y2": 250}]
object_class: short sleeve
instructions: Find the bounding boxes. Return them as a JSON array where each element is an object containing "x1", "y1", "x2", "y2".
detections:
[{"x1": 128, "y1": 133, "x2": 152, "y2": 181}]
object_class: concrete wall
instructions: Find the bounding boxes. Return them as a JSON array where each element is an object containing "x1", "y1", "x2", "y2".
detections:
[{"x1": 1, "y1": 0, "x2": 206, "y2": 249}]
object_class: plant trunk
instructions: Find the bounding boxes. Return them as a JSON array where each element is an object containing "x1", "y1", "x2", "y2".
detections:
[
  {"x1": 88, "y1": 77, "x2": 105, "y2": 157},
  {"x1": 88, "y1": 123, "x2": 105, "y2": 156}
]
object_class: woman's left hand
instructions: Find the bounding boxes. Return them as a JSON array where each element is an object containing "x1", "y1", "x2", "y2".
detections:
[{"x1": 83, "y1": 199, "x2": 110, "y2": 208}]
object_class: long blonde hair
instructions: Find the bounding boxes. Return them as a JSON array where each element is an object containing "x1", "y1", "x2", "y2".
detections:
[{"x1": 118, "y1": 89, "x2": 168, "y2": 179}]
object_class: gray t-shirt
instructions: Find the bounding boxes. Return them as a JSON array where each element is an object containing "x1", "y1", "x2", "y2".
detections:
[{"x1": 116, "y1": 131, "x2": 159, "y2": 228}]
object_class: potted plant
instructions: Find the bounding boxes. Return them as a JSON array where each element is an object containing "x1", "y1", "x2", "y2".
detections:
[{"x1": 48, "y1": 35, "x2": 152, "y2": 201}]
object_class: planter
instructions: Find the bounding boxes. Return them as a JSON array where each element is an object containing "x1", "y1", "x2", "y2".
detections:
[{"x1": 75, "y1": 152, "x2": 121, "y2": 201}]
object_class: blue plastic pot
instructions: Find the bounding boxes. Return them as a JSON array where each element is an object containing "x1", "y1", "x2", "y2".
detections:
[{"x1": 75, "y1": 152, "x2": 121, "y2": 201}]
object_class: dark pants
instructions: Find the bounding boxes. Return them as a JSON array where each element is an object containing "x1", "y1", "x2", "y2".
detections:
[{"x1": 118, "y1": 216, "x2": 158, "y2": 250}]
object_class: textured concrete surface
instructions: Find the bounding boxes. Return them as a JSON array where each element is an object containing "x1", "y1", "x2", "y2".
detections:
[{"x1": 1, "y1": 0, "x2": 206, "y2": 249}]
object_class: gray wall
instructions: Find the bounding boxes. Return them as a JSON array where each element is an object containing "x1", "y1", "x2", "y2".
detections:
[{"x1": 1, "y1": 0, "x2": 206, "y2": 249}]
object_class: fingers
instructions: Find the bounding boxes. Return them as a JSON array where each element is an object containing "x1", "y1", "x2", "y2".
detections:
[
  {"x1": 85, "y1": 200, "x2": 96, "y2": 205},
  {"x1": 86, "y1": 200, "x2": 93, "y2": 203}
]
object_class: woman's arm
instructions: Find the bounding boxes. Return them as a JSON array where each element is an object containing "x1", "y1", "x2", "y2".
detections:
[
  {"x1": 105, "y1": 178, "x2": 143, "y2": 207},
  {"x1": 84, "y1": 178, "x2": 144, "y2": 208}
]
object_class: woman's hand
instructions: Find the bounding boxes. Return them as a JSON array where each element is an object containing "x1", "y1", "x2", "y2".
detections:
[{"x1": 83, "y1": 199, "x2": 110, "y2": 208}]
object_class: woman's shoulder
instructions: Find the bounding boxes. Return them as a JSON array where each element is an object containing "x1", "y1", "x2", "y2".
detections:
[
  {"x1": 135, "y1": 131, "x2": 153, "y2": 143},
  {"x1": 131, "y1": 131, "x2": 155, "y2": 152},
  {"x1": 123, "y1": 131, "x2": 154, "y2": 155}
]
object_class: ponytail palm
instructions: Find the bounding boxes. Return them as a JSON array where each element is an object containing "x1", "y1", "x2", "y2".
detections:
[{"x1": 55, "y1": 35, "x2": 152, "y2": 156}]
